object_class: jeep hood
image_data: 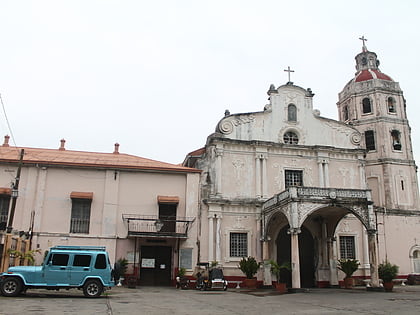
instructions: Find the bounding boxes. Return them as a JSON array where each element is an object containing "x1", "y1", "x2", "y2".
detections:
[{"x1": 7, "y1": 265, "x2": 43, "y2": 273}]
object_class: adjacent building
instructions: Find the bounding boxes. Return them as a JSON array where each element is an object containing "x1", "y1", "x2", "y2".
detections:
[{"x1": 0, "y1": 139, "x2": 200, "y2": 286}]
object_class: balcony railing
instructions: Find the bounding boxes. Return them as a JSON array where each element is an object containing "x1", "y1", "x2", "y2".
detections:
[{"x1": 122, "y1": 214, "x2": 195, "y2": 238}]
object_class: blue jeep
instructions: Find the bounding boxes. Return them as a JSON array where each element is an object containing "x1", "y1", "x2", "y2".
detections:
[{"x1": 0, "y1": 246, "x2": 115, "y2": 298}]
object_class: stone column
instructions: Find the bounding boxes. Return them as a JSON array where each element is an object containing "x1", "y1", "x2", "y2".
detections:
[
  {"x1": 208, "y1": 215, "x2": 214, "y2": 262},
  {"x1": 368, "y1": 229, "x2": 380, "y2": 287},
  {"x1": 289, "y1": 228, "x2": 301, "y2": 289},
  {"x1": 215, "y1": 149, "x2": 223, "y2": 196},
  {"x1": 324, "y1": 162, "x2": 330, "y2": 187},
  {"x1": 318, "y1": 161, "x2": 324, "y2": 187},
  {"x1": 328, "y1": 237, "x2": 338, "y2": 286},
  {"x1": 255, "y1": 156, "x2": 261, "y2": 198},
  {"x1": 262, "y1": 241, "x2": 272, "y2": 286},
  {"x1": 261, "y1": 155, "x2": 268, "y2": 198},
  {"x1": 215, "y1": 215, "x2": 221, "y2": 263},
  {"x1": 321, "y1": 219, "x2": 328, "y2": 267}
]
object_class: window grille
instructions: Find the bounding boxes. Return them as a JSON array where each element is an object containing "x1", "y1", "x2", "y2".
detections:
[
  {"x1": 285, "y1": 170, "x2": 303, "y2": 188},
  {"x1": 70, "y1": 199, "x2": 91, "y2": 234},
  {"x1": 283, "y1": 132, "x2": 299, "y2": 144},
  {"x1": 230, "y1": 232, "x2": 248, "y2": 257},
  {"x1": 339, "y1": 236, "x2": 355, "y2": 259}
]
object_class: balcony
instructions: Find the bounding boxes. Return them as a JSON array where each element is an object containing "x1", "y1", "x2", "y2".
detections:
[{"x1": 122, "y1": 214, "x2": 195, "y2": 238}]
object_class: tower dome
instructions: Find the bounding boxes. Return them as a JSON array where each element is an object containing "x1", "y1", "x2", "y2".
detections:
[{"x1": 349, "y1": 37, "x2": 393, "y2": 84}]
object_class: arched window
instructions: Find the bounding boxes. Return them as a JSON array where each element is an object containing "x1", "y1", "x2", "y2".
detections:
[
  {"x1": 343, "y1": 106, "x2": 349, "y2": 121},
  {"x1": 288, "y1": 104, "x2": 297, "y2": 122},
  {"x1": 362, "y1": 98, "x2": 372, "y2": 114},
  {"x1": 391, "y1": 130, "x2": 402, "y2": 150},
  {"x1": 283, "y1": 131, "x2": 299, "y2": 144},
  {"x1": 388, "y1": 97, "x2": 396, "y2": 113},
  {"x1": 413, "y1": 250, "x2": 420, "y2": 273}
]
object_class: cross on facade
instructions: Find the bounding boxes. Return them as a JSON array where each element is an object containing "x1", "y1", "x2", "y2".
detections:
[
  {"x1": 284, "y1": 66, "x2": 294, "y2": 83},
  {"x1": 359, "y1": 36, "x2": 368, "y2": 51}
]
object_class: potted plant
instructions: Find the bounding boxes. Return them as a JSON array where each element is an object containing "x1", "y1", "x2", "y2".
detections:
[
  {"x1": 337, "y1": 259, "x2": 360, "y2": 289},
  {"x1": 113, "y1": 258, "x2": 128, "y2": 286},
  {"x1": 378, "y1": 261, "x2": 399, "y2": 292},
  {"x1": 238, "y1": 256, "x2": 260, "y2": 289},
  {"x1": 269, "y1": 260, "x2": 291, "y2": 293},
  {"x1": 176, "y1": 267, "x2": 189, "y2": 289}
]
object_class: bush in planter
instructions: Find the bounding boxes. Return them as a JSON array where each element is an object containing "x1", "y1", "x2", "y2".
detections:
[
  {"x1": 268, "y1": 260, "x2": 291, "y2": 283},
  {"x1": 269, "y1": 260, "x2": 291, "y2": 293},
  {"x1": 378, "y1": 261, "x2": 399, "y2": 291},
  {"x1": 337, "y1": 259, "x2": 360, "y2": 279},
  {"x1": 337, "y1": 259, "x2": 360, "y2": 288},
  {"x1": 239, "y1": 257, "x2": 260, "y2": 289},
  {"x1": 113, "y1": 258, "x2": 128, "y2": 285},
  {"x1": 238, "y1": 256, "x2": 260, "y2": 279}
]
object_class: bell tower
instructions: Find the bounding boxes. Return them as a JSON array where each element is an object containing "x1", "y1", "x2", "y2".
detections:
[{"x1": 337, "y1": 37, "x2": 420, "y2": 211}]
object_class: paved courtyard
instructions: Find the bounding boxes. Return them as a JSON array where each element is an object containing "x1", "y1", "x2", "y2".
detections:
[{"x1": 1, "y1": 285, "x2": 420, "y2": 315}]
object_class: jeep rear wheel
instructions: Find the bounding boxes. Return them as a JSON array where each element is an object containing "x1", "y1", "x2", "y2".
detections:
[
  {"x1": 83, "y1": 279, "x2": 103, "y2": 298},
  {"x1": 0, "y1": 277, "x2": 23, "y2": 297}
]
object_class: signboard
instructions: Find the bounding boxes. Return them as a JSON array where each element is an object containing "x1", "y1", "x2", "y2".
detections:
[{"x1": 141, "y1": 258, "x2": 155, "y2": 268}]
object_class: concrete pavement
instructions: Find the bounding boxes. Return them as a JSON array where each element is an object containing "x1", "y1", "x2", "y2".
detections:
[{"x1": 1, "y1": 285, "x2": 420, "y2": 314}]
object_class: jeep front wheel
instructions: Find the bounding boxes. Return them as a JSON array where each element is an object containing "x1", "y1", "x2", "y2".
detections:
[
  {"x1": 83, "y1": 279, "x2": 103, "y2": 298},
  {"x1": 0, "y1": 277, "x2": 23, "y2": 297}
]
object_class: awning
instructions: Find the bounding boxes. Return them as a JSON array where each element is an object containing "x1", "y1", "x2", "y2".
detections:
[{"x1": 70, "y1": 191, "x2": 93, "y2": 199}]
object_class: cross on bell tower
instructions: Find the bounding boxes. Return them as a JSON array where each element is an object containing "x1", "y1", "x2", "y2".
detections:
[{"x1": 359, "y1": 35, "x2": 368, "y2": 52}]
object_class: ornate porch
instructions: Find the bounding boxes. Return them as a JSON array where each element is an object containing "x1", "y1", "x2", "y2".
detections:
[{"x1": 261, "y1": 187, "x2": 380, "y2": 289}]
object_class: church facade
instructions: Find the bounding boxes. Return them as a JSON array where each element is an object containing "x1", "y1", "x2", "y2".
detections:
[{"x1": 183, "y1": 42, "x2": 420, "y2": 288}]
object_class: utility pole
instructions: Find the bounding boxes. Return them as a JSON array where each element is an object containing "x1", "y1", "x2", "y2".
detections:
[{"x1": 6, "y1": 148, "x2": 24, "y2": 233}]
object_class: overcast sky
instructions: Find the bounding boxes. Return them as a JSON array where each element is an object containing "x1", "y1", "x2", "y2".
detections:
[{"x1": 1, "y1": 0, "x2": 420, "y2": 165}]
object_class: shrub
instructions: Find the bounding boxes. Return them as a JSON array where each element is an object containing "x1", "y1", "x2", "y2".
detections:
[
  {"x1": 378, "y1": 261, "x2": 399, "y2": 283},
  {"x1": 337, "y1": 259, "x2": 360, "y2": 279},
  {"x1": 238, "y1": 256, "x2": 260, "y2": 279}
]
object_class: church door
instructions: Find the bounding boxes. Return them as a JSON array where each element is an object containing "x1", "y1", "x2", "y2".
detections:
[{"x1": 277, "y1": 225, "x2": 315, "y2": 288}]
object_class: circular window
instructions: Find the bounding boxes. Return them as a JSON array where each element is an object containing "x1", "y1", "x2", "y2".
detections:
[{"x1": 283, "y1": 131, "x2": 299, "y2": 144}]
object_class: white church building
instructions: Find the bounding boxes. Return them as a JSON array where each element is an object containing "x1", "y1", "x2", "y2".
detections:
[{"x1": 183, "y1": 41, "x2": 420, "y2": 288}]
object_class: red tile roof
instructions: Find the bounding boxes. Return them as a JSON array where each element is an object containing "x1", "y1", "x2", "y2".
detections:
[{"x1": 0, "y1": 146, "x2": 200, "y2": 173}]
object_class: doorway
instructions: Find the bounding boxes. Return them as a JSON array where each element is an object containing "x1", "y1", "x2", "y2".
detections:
[
  {"x1": 140, "y1": 246, "x2": 172, "y2": 286},
  {"x1": 276, "y1": 225, "x2": 315, "y2": 288}
]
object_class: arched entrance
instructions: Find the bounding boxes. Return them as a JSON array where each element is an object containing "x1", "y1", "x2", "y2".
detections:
[
  {"x1": 277, "y1": 225, "x2": 315, "y2": 288},
  {"x1": 262, "y1": 187, "x2": 380, "y2": 289}
]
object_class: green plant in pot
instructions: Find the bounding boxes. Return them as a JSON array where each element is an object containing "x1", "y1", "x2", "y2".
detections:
[
  {"x1": 268, "y1": 260, "x2": 291, "y2": 293},
  {"x1": 337, "y1": 259, "x2": 360, "y2": 288},
  {"x1": 378, "y1": 260, "x2": 399, "y2": 292},
  {"x1": 238, "y1": 256, "x2": 260, "y2": 289},
  {"x1": 114, "y1": 258, "x2": 128, "y2": 286}
]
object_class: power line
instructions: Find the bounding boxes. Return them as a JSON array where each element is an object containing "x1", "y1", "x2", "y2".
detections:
[{"x1": 0, "y1": 93, "x2": 19, "y2": 149}]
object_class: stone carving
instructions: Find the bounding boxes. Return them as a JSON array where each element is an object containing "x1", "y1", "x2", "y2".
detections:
[
  {"x1": 305, "y1": 167, "x2": 313, "y2": 186},
  {"x1": 286, "y1": 93, "x2": 298, "y2": 103},
  {"x1": 233, "y1": 216, "x2": 245, "y2": 229},
  {"x1": 273, "y1": 163, "x2": 283, "y2": 191},
  {"x1": 219, "y1": 115, "x2": 256, "y2": 135},
  {"x1": 219, "y1": 120, "x2": 234, "y2": 134},
  {"x1": 350, "y1": 132, "x2": 361, "y2": 145},
  {"x1": 232, "y1": 159, "x2": 244, "y2": 189},
  {"x1": 339, "y1": 168, "x2": 349, "y2": 186},
  {"x1": 297, "y1": 203, "x2": 321, "y2": 226}
]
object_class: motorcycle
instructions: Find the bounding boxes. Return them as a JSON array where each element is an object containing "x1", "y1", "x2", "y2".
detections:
[{"x1": 195, "y1": 264, "x2": 228, "y2": 291}]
